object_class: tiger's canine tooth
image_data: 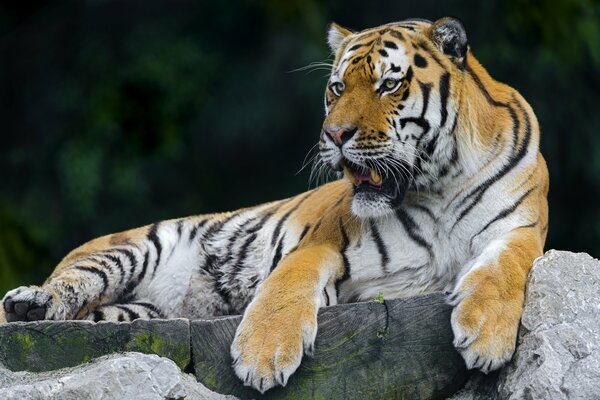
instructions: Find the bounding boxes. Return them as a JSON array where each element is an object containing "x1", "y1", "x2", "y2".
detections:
[{"x1": 370, "y1": 169, "x2": 382, "y2": 185}]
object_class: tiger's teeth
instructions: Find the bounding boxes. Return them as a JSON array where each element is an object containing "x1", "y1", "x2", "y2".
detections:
[
  {"x1": 370, "y1": 169, "x2": 382, "y2": 185},
  {"x1": 342, "y1": 163, "x2": 359, "y2": 185}
]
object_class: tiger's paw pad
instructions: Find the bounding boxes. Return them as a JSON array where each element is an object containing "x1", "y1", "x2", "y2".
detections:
[
  {"x1": 451, "y1": 296, "x2": 518, "y2": 373},
  {"x1": 230, "y1": 310, "x2": 316, "y2": 393},
  {"x1": 2, "y1": 286, "x2": 65, "y2": 322}
]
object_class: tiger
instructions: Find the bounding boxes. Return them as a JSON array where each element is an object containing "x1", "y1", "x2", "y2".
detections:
[{"x1": 1, "y1": 17, "x2": 548, "y2": 394}]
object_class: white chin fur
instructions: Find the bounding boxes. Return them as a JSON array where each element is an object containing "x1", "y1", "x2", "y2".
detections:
[{"x1": 350, "y1": 193, "x2": 394, "y2": 218}]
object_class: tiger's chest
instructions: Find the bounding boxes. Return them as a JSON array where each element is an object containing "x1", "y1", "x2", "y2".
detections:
[{"x1": 337, "y1": 206, "x2": 471, "y2": 303}]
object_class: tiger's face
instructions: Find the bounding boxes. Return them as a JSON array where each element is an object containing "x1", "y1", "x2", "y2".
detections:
[{"x1": 320, "y1": 18, "x2": 468, "y2": 218}]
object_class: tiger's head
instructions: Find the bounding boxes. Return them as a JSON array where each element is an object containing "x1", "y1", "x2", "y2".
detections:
[{"x1": 320, "y1": 17, "x2": 469, "y2": 218}]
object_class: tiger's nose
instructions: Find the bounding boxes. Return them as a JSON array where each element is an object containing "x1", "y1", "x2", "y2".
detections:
[{"x1": 324, "y1": 126, "x2": 358, "y2": 146}]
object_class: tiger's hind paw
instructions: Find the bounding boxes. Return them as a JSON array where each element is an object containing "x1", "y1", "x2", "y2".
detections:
[{"x1": 2, "y1": 286, "x2": 66, "y2": 322}]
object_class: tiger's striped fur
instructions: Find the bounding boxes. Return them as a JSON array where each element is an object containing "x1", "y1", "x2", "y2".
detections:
[{"x1": 2, "y1": 17, "x2": 548, "y2": 394}]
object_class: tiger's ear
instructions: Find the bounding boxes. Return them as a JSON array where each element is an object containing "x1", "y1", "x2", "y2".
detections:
[
  {"x1": 429, "y1": 17, "x2": 468, "y2": 62},
  {"x1": 327, "y1": 22, "x2": 353, "y2": 53}
]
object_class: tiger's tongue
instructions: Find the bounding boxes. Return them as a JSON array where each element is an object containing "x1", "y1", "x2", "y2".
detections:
[{"x1": 342, "y1": 165, "x2": 382, "y2": 186}]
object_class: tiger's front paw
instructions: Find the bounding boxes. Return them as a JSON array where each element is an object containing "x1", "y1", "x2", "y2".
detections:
[
  {"x1": 449, "y1": 288, "x2": 521, "y2": 373},
  {"x1": 230, "y1": 300, "x2": 318, "y2": 393},
  {"x1": 2, "y1": 286, "x2": 66, "y2": 322}
]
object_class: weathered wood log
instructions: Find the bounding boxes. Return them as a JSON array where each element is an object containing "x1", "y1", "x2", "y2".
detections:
[
  {"x1": 0, "y1": 293, "x2": 468, "y2": 398},
  {"x1": 0, "y1": 319, "x2": 190, "y2": 371},
  {"x1": 192, "y1": 292, "x2": 468, "y2": 399}
]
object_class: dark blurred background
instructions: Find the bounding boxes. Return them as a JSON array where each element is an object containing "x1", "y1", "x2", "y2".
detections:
[{"x1": 1, "y1": 0, "x2": 599, "y2": 295}]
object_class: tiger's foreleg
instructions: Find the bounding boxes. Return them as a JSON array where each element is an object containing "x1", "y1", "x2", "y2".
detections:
[
  {"x1": 2, "y1": 222, "x2": 180, "y2": 322},
  {"x1": 230, "y1": 244, "x2": 343, "y2": 393},
  {"x1": 449, "y1": 226, "x2": 544, "y2": 372}
]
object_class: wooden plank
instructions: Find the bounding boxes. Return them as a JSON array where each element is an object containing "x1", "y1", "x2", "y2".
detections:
[
  {"x1": 0, "y1": 318, "x2": 190, "y2": 371},
  {"x1": 192, "y1": 292, "x2": 468, "y2": 399}
]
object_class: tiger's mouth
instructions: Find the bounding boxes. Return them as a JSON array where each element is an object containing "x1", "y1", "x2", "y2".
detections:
[
  {"x1": 342, "y1": 160, "x2": 383, "y2": 188},
  {"x1": 341, "y1": 159, "x2": 409, "y2": 204}
]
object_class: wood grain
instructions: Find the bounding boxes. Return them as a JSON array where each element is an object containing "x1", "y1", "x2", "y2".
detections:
[
  {"x1": 0, "y1": 318, "x2": 190, "y2": 371},
  {"x1": 192, "y1": 292, "x2": 468, "y2": 399}
]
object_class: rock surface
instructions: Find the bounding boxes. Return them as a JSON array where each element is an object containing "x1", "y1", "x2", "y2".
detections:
[
  {"x1": 498, "y1": 250, "x2": 600, "y2": 399},
  {"x1": 0, "y1": 352, "x2": 236, "y2": 400}
]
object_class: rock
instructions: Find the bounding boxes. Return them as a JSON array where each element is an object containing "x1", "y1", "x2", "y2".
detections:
[
  {"x1": 192, "y1": 292, "x2": 468, "y2": 399},
  {"x1": 0, "y1": 352, "x2": 236, "y2": 400},
  {"x1": 0, "y1": 319, "x2": 190, "y2": 372},
  {"x1": 497, "y1": 250, "x2": 600, "y2": 399},
  {"x1": 446, "y1": 371, "x2": 500, "y2": 400}
]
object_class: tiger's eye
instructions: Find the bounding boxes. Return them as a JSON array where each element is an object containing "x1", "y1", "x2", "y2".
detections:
[
  {"x1": 384, "y1": 79, "x2": 398, "y2": 89},
  {"x1": 329, "y1": 81, "x2": 345, "y2": 96}
]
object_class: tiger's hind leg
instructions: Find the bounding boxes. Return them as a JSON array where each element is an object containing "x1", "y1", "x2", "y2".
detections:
[
  {"x1": 2, "y1": 218, "x2": 206, "y2": 322},
  {"x1": 84, "y1": 301, "x2": 163, "y2": 322}
]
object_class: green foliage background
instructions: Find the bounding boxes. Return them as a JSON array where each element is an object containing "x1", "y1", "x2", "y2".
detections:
[{"x1": 0, "y1": 0, "x2": 599, "y2": 295}]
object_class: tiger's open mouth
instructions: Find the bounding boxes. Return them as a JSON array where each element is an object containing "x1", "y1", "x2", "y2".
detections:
[
  {"x1": 342, "y1": 160, "x2": 383, "y2": 188},
  {"x1": 341, "y1": 159, "x2": 410, "y2": 206}
]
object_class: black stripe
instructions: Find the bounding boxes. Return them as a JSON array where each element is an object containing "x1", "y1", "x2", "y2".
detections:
[
  {"x1": 104, "y1": 255, "x2": 126, "y2": 284},
  {"x1": 397, "y1": 24, "x2": 416, "y2": 31},
  {"x1": 137, "y1": 251, "x2": 150, "y2": 284},
  {"x1": 147, "y1": 223, "x2": 162, "y2": 279},
  {"x1": 453, "y1": 108, "x2": 530, "y2": 227},
  {"x1": 324, "y1": 289, "x2": 330, "y2": 306},
  {"x1": 246, "y1": 210, "x2": 274, "y2": 234},
  {"x1": 411, "y1": 204, "x2": 436, "y2": 220},
  {"x1": 388, "y1": 30, "x2": 405, "y2": 41},
  {"x1": 383, "y1": 40, "x2": 398, "y2": 49},
  {"x1": 74, "y1": 266, "x2": 109, "y2": 296},
  {"x1": 419, "y1": 81, "x2": 431, "y2": 120},
  {"x1": 470, "y1": 187, "x2": 536, "y2": 247},
  {"x1": 92, "y1": 310, "x2": 105, "y2": 322},
  {"x1": 395, "y1": 209, "x2": 433, "y2": 257},
  {"x1": 453, "y1": 63, "x2": 533, "y2": 226},
  {"x1": 270, "y1": 192, "x2": 314, "y2": 247},
  {"x1": 117, "y1": 305, "x2": 140, "y2": 321},
  {"x1": 270, "y1": 234, "x2": 285, "y2": 272},
  {"x1": 189, "y1": 219, "x2": 208, "y2": 243},
  {"x1": 298, "y1": 224, "x2": 311, "y2": 243},
  {"x1": 515, "y1": 220, "x2": 540, "y2": 231},
  {"x1": 110, "y1": 248, "x2": 137, "y2": 281},
  {"x1": 437, "y1": 116, "x2": 460, "y2": 176},
  {"x1": 439, "y1": 72, "x2": 450, "y2": 127},
  {"x1": 130, "y1": 302, "x2": 163, "y2": 318},
  {"x1": 176, "y1": 219, "x2": 184, "y2": 237},
  {"x1": 313, "y1": 217, "x2": 324, "y2": 234},
  {"x1": 220, "y1": 217, "x2": 256, "y2": 266},
  {"x1": 335, "y1": 219, "x2": 351, "y2": 294},
  {"x1": 369, "y1": 220, "x2": 390, "y2": 271},
  {"x1": 234, "y1": 232, "x2": 258, "y2": 272},
  {"x1": 348, "y1": 43, "x2": 366, "y2": 51},
  {"x1": 416, "y1": 39, "x2": 445, "y2": 67},
  {"x1": 378, "y1": 49, "x2": 388, "y2": 57}
]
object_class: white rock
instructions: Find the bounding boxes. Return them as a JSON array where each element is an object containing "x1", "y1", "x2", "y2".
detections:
[
  {"x1": 0, "y1": 352, "x2": 237, "y2": 400},
  {"x1": 498, "y1": 250, "x2": 600, "y2": 400}
]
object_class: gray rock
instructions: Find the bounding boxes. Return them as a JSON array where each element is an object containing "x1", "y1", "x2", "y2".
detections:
[
  {"x1": 498, "y1": 250, "x2": 600, "y2": 400},
  {"x1": 0, "y1": 352, "x2": 237, "y2": 400},
  {"x1": 446, "y1": 372, "x2": 499, "y2": 400}
]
